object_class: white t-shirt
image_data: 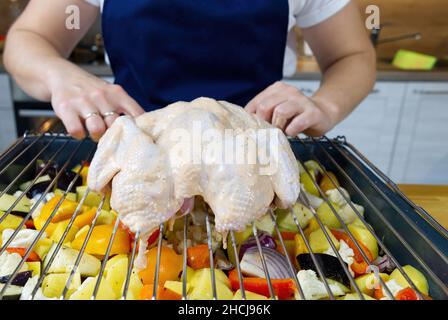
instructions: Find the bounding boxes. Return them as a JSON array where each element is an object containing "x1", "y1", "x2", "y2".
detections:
[{"x1": 85, "y1": 0, "x2": 350, "y2": 77}]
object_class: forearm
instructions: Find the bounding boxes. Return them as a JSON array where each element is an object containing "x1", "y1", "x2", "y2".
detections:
[
  {"x1": 312, "y1": 49, "x2": 377, "y2": 127},
  {"x1": 3, "y1": 29, "x2": 91, "y2": 102}
]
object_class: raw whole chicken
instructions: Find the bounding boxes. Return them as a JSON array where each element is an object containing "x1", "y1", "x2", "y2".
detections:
[{"x1": 88, "y1": 97, "x2": 300, "y2": 268}]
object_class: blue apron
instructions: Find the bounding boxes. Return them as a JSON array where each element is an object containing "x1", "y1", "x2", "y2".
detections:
[{"x1": 102, "y1": 0, "x2": 289, "y2": 111}]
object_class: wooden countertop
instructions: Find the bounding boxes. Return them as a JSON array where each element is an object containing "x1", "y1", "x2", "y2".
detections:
[{"x1": 398, "y1": 184, "x2": 448, "y2": 230}]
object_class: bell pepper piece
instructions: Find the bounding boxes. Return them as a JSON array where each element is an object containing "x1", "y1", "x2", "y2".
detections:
[
  {"x1": 228, "y1": 269, "x2": 295, "y2": 300},
  {"x1": 73, "y1": 207, "x2": 97, "y2": 229},
  {"x1": 71, "y1": 224, "x2": 130, "y2": 256},
  {"x1": 395, "y1": 287, "x2": 418, "y2": 300},
  {"x1": 187, "y1": 244, "x2": 210, "y2": 270},
  {"x1": 138, "y1": 246, "x2": 183, "y2": 285},
  {"x1": 139, "y1": 284, "x2": 182, "y2": 300}
]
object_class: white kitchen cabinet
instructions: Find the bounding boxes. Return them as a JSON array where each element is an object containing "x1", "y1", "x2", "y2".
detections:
[
  {"x1": 390, "y1": 82, "x2": 448, "y2": 184},
  {"x1": 284, "y1": 80, "x2": 406, "y2": 175},
  {"x1": 0, "y1": 74, "x2": 17, "y2": 152}
]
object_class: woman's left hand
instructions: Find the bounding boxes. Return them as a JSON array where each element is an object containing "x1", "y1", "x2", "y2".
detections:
[{"x1": 245, "y1": 81, "x2": 339, "y2": 137}]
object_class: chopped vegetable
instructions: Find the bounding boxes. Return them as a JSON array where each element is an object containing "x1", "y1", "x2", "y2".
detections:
[
  {"x1": 5, "y1": 248, "x2": 40, "y2": 262},
  {"x1": 316, "y1": 201, "x2": 342, "y2": 229},
  {"x1": 70, "y1": 224, "x2": 131, "y2": 256},
  {"x1": 138, "y1": 246, "x2": 183, "y2": 285},
  {"x1": 331, "y1": 229, "x2": 373, "y2": 276},
  {"x1": 389, "y1": 265, "x2": 429, "y2": 295},
  {"x1": 239, "y1": 232, "x2": 276, "y2": 260},
  {"x1": 42, "y1": 272, "x2": 81, "y2": 298},
  {"x1": 297, "y1": 253, "x2": 350, "y2": 287},
  {"x1": 69, "y1": 276, "x2": 116, "y2": 300},
  {"x1": 0, "y1": 271, "x2": 33, "y2": 286},
  {"x1": 347, "y1": 223, "x2": 378, "y2": 259},
  {"x1": 139, "y1": 284, "x2": 181, "y2": 300},
  {"x1": 0, "y1": 214, "x2": 23, "y2": 233},
  {"x1": 319, "y1": 172, "x2": 340, "y2": 193},
  {"x1": 240, "y1": 246, "x2": 290, "y2": 279},
  {"x1": 187, "y1": 244, "x2": 210, "y2": 270},
  {"x1": 395, "y1": 287, "x2": 418, "y2": 300},
  {"x1": 309, "y1": 226, "x2": 340, "y2": 253},
  {"x1": 0, "y1": 194, "x2": 31, "y2": 214},
  {"x1": 188, "y1": 268, "x2": 233, "y2": 300},
  {"x1": 233, "y1": 289, "x2": 268, "y2": 300},
  {"x1": 43, "y1": 244, "x2": 100, "y2": 276},
  {"x1": 76, "y1": 186, "x2": 110, "y2": 211},
  {"x1": 228, "y1": 269, "x2": 295, "y2": 300}
]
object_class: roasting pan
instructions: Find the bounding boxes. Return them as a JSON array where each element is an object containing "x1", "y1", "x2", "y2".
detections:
[{"x1": 0, "y1": 133, "x2": 447, "y2": 300}]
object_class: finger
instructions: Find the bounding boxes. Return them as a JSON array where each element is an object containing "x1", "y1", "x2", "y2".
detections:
[
  {"x1": 245, "y1": 81, "x2": 284, "y2": 113},
  {"x1": 77, "y1": 101, "x2": 107, "y2": 141},
  {"x1": 254, "y1": 92, "x2": 289, "y2": 123},
  {"x1": 285, "y1": 111, "x2": 315, "y2": 137},
  {"x1": 102, "y1": 112, "x2": 120, "y2": 128},
  {"x1": 91, "y1": 90, "x2": 120, "y2": 127},
  {"x1": 109, "y1": 85, "x2": 145, "y2": 117},
  {"x1": 84, "y1": 113, "x2": 107, "y2": 142},
  {"x1": 271, "y1": 100, "x2": 305, "y2": 131},
  {"x1": 58, "y1": 110, "x2": 86, "y2": 140}
]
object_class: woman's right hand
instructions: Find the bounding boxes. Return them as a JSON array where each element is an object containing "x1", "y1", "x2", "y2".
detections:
[{"x1": 49, "y1": 67, "x2": 145, "y2": 141}]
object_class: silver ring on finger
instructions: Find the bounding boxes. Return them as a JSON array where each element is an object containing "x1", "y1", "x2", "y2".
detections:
[
  {"x1": 102, "y1": 111, "x2": 118, "y2": 118},
  {"x1": 83, "y1": 112, "x2": 100, "y2": 120}
]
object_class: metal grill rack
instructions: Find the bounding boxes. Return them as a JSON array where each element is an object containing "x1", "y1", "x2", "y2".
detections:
[{"x1": 0, "y1": 132, "x2": 447, "y2": 300}]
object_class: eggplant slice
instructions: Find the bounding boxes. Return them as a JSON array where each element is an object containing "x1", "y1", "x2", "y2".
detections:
[{"x1": 297, "y1": 253, "x2": 351, "y2": 287}]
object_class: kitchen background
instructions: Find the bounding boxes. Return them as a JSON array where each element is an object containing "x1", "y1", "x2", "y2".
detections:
[{"x1": 0, "y1": 0, "x2": 447, "y2": 187}]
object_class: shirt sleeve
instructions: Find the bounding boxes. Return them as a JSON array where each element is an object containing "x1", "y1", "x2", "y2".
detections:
[
  {"x1": 84, "y1": 0, "x2": 100, "y2": 7},
  {"x1": 294, "y1": 0, "x2": 351, "y2": 28}
]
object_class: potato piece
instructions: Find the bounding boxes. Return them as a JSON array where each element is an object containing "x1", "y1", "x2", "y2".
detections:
[
  {"x1": 0, "y1": 214, "x2": 23, "y2": 233},
  {"x1": 319, "y1": 172, "x2": 340, "y2": 193},
  {"x1": 45, "y1": 244, "x2": 101, "y2": 276},
  {"x1": 34, "y1": 238, "x2": 54, "y2": 260},
  {"x1": 42, "y1": 272, "x2": 81, "y2": 298},
  {"x1": 340, "y1": 293, "x2": 375, "y2": 300},
  {"x1": 188, "y1": 269, "x2": 233, "y2": 300},
  {"x1": 389, "y1": 265, "x2": 429, "y2": 295},
  {"x1": 105, "y1": 255, "x2": 129, "y2": 297},
  {"x1": 348, "y1": 223, "x2": 378, "y2": 259},
  {"x1": 316, "y1": 202, "x2": 342, "y2": 229},
  {"x1": 76, "y1": 186, "x2": 110, "y2": 211},
  {"x1": 190, "y1": 268, "x2": 230, "y2": 289},
  {"x1": 294, "y1": 233, "x2": 309, "y2": 257},
  {"x1": 97, "y1": 210, "x2": 116, "y2": 225},
  {"x1": 301, "y1": 171, "x2": 320, "y2": 197},
  {"x1": 164, "y1": 280, "x2": 191, "y2": 296},
  {"x1": 69, "y1": 276, "x2": 117, "y2": 300},
  {"x1": 309, "y1": 226, "x2": 339, "y2": 253},
  {"x1": 233, "y1": 289, "x2": 268, "y2": 300},
  {"x1": 354, "y1": 273, "x2": 390, "y2": 296},
  {"x1": 27, "y1": 261, "x2": 41, "y2": 277},
  {"x1": 122, "y1": 270, "x2": 143, "y2": 300},
  {"x1": 50, "y1": 220, "x2": 79, "y2": 244}
]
